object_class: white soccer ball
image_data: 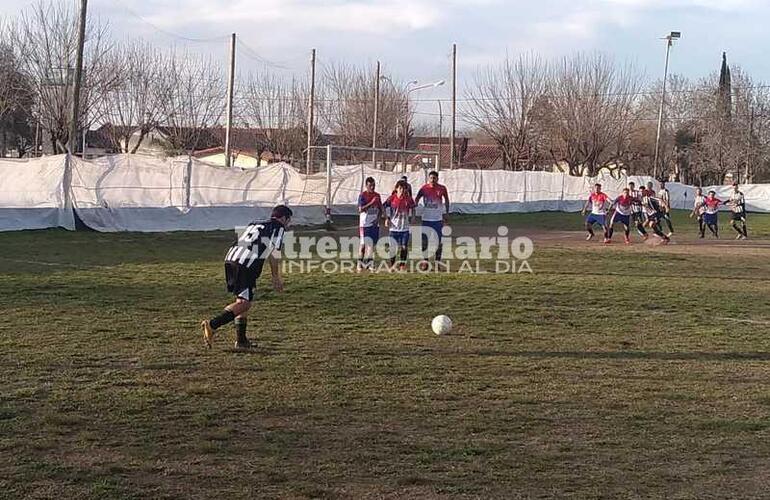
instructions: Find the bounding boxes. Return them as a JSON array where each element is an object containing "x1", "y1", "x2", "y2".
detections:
[{"x1": 431, "y1": 315, "x2": 453, "y2": 335}]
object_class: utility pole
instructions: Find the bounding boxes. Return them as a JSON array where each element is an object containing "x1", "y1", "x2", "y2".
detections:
[
  {"x1": 224, "y1": 33, "x2": 236, "y2": 168},
  {"x1": 306, "y1": 48, "x2": 316, "y2": 174},
  {"x1": 67, "y1": 0, "x2": 87, "y2": 156},
  {"x1": 450, "y1": 43, "x2": 457, "y2": 169},
  {"x1": 653, "y1": 31, "x2": 680, "y2": 180},
  {"x1": 65, "y1": 0, "x2": 87, "y2": 212},
  {"x1": 745, "y1": 108, "x2": 754, "y2": 183},
  {"x1": 437, "y1": 100, "x2": 443, "y2": 170},
  {"x1": 371, "y1": 61, "x2": 380, "y2": 167}
]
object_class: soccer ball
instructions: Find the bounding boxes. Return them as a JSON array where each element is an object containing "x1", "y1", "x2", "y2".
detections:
[{"x1": 431, "y1": 315, "x2": 453, "y2": 335}]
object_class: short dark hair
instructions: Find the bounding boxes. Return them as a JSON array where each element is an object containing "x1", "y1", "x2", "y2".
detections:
[
  {"x1": 271, "y1": 205, "x2": 293, "y2": 219},
  {"x1": 428, "y1": 170, "x2": 439, "y2": 177},
  {"x1": 400, "y1": 175, "x2": 408, "y2": 181},
  {"x1": 365, "y1": 176, "x2": 375, "y2": 185}
]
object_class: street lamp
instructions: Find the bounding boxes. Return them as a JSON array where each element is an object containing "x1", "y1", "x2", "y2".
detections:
[
  {"x1": 653, "y1": 31, "x2": 681, "y2": 180},
  {"x1": 380, "y1": 78, "x2": 445, "y2": 171}
]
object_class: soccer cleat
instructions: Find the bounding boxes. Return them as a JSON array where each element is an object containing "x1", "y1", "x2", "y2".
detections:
[
  {"x1": 666, "y1": 232, "x2": 673, "y2": 238},
  {"x1": 624, "y1": 236, "x2": 631, "y2": 245},
  {"x1": 603, "y1": 238, "x2": 611, "y2": 245},
  {"x1": 234, "y1": 338, "x2": 252, "y2": 350},
  {"x1": 586, "y1": 234, "x2": 594, "y2": 241},
  {"x1": 201, "y1": 320, "x2": 214, "y2": 349}
]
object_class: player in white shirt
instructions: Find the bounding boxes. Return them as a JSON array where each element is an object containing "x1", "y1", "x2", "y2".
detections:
[
  {"x1": 727, "y1": 182, "x2": 748, "y2": 239},
  {"x1": 689, "y1": 187, "x2": 707, "y2": 238},
  {"x1": 658, "y1": 180, "x2": 674, "y2": 237}
]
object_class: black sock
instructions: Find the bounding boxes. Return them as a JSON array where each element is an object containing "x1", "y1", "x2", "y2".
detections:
[
  {"x1": 210, "y1": 309, "x2": 235, "y2": 330},
  {"x1": 234, "y1": 317, "x2": 248, "y2": 344},
  {"x1": 607, "y1": 226, "x2": 614, "y2": 239},
  {"x1": 742, "y1": 224, "x2": 748, "y2": 237}
]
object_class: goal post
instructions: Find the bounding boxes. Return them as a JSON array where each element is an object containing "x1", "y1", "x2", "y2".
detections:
[{"x1": 307, "y1": 144, "x2": 441, "y2": 224}]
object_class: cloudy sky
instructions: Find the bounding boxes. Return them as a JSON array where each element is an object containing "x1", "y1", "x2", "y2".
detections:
[{"x1": 3, "y1": 0, "x2": 769, "y2": 118}]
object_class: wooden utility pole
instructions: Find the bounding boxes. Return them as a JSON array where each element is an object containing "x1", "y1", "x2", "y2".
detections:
[
  {"x1": 306, "y1": 48, "x2": 316, "y2": 174},
  {"x1": 67, "y1": 0, "x2": 87, "y2": 156},
  {"x1": 450, "y1": 43, "x2": 457, "y2": 169},
  {"x1": 371, "y1": 61, "x2": 380, "y2": 166},
  {"x1": 224, "y1": 33, "x2": 236, "y2": 168},
  {"x1": 65, "y1": 0, "x2": 87, "y2": 211}
]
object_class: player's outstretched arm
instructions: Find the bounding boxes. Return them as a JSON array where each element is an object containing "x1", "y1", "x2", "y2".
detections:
[{"x1": 268, "y1": 254, "x2": 283, "y2": 292}]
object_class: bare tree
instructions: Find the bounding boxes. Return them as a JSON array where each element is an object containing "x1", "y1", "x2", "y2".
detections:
[
  {"x1": 155, "y1": 50, "x2": 225, "y2": 156},
  {"x1": 463, "y1": 53, "x2": 549, "y2": 170},
  {"x1": 98, "y1": 41, "x2": 166, "y2": 153},
  {"x1": 540, "y1": 53, "x2": 644, "y2": 176},
  {"x1": 10, "y1": 1, "x2": 116, "y2": 154},
  {"x1": 322, "y1": 62, "x2": 409, "y2": 164},
  {"x1": 635, "y1": 74, "x2": 696, "y2": 180},
  {"x1": 240, "y1": 72, "x2": 309, "y2": 164}
]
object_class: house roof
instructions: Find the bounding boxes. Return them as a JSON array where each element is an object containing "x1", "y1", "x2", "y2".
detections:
[{"x1": 408, "y1": 142, "x2": 501, "y2": 170}]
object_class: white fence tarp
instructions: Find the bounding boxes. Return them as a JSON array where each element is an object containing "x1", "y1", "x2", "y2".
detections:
[
  {"x1": 0, "y1": 155, "x2": 75, "y2": 231},
  {"x1": 1, "y1": 154, "x2": 769, "y2": 232}
]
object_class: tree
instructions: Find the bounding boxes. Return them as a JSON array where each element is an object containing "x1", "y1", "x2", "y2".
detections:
[
  {"x1": 463, "y1": 53, "x2": 549, "y2": 170},
  {"x1": 98, "y1": 41, "x2": 166, "y2": 153},
  {"x1": 240, "y1": 72, "x2": 309, "y2": 165},
  {"x1": 322, "y1": 62, "x2": 409, "y2": 164},
  {"x1": 0, "y1": 37, "x2": 35, "y2": 157},
  {"x1": 10, "y1": 1, "x2": 117, "y2": 153},
  {"x1": 155, "y1": 50, "x2": 225, "y2": 156},
  {"x1": 539, "y1": 53, "x2": 644, "y2": 176}
]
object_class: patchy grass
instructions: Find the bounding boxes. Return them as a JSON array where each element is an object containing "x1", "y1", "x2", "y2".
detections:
[{"x1": 1, "y1": 215, "x2": 769, "y2": 499}]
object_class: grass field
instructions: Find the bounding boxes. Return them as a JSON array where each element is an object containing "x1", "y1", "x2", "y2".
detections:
[{"x1": 1, "y1": 212, "x2": 769, "y2": 499}]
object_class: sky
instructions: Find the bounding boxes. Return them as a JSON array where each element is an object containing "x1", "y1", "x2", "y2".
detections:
[{"x1": 2, "y1": 0, "x2": 770, "y2": 124}]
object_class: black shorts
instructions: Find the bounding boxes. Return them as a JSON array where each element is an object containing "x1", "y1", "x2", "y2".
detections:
[
  {"x1": 731, "y1": 212, "x2": 746, "y2": 222},
  {"x1": 631, "y1": 212, "x2": 645, "y2": 223},
  {"x1": 225, "y1": 262, "x2": 258, "y2": 302}
]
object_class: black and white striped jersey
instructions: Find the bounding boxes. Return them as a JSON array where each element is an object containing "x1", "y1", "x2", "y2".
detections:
[{"x1": 224, "y1": 219, "x2": 286, "y2": 276}]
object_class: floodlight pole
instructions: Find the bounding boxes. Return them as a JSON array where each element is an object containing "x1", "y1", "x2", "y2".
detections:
[{"x1": 653, "y1": 32, "x2": 680, "y2": 180}]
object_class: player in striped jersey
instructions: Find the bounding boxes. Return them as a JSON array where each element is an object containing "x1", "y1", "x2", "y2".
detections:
[
  {"x1": 641, "y1": 188, "x2": 670, "y2": 243},
  {"x1": 606, "y1": 188, "x2": 634, "y2": 244},
  {"x1": 727, "y1": 182, "x2": 748, "y2": 240},
  {"x1": 690, "y1": 187, "x2": 707, "y2": 238},
  {"x1": 201, "y1": 205, "x2": 292, "y2": 350},
  {"x1": 627, "y1": 182, "x2": 648, "y2": 240},
  {"x1": 658, "y1": 180, "x2": 674, "y2": 237}
]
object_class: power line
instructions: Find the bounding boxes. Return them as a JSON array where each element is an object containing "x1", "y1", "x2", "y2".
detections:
[{"x1": 114, "y1": 4, "x2": 231, "y2": 44}]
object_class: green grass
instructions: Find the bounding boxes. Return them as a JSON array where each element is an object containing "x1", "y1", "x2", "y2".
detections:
[{"x1": 1, "y1": 215, "x2": 769, "y2": 499}]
